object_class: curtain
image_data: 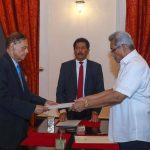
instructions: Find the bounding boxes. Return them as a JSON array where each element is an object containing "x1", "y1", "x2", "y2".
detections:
[
  {"x1": 126, "y1": 0, "x2": 150, "y2": 65},
  {"x1": 0, "y1": 0, "x2": 40, "y2": 126}
]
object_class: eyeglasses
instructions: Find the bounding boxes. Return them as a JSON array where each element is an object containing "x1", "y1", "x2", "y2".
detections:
[{"x1": 110, "y1": 45, "x2": 121, "y2": 53}]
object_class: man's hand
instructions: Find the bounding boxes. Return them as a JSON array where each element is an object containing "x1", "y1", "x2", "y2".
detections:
[
  {"x1": 72, "y1": 98, "x2": 85, "y2": 112},
  {"x1": 45, "y1": 100, "x2": 57, "y2": 106},
  {"x1": 59, "y1": 112, "x2": 67, "y2": 122},
  {"x1": 91, "y1": 112, "x2": 99, "y2": 122},
  {"x1": 34, "y1": 105, "x2": 48, "y2": 115}
]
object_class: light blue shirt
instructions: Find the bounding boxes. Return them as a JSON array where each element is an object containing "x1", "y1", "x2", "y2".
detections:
[{"x1": 11, "y1": 58, "x2": 18, "y2": 68}]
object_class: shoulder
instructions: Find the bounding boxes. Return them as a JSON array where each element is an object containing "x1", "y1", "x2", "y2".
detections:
[
  {"x1": 87, "y1": 60, "x2": 102, "y2": 67},
  {"x1": 0, "y1": 54, "x2": 11, "y2": 75},
  {"x1": 127, "y1": 54, "x2": 148, "y2": 72},
  {"x1": 0, "y1": 53, "x2": 10, "y2": 68},
  {"x1": 61, "y1": 59, "x2": 75, "y2": 67}
]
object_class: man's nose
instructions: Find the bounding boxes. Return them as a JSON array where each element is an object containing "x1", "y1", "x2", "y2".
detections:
[
  {"x1": 78, "y1": 48, "x2": 83, "y2": 52},
  {"x1": 25, "y1": 48, "x2": 29, "y2": 53}
]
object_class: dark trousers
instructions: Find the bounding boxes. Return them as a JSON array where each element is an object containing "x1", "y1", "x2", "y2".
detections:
[
  {"x1": 119, "y1": 141, "x2": 150, "y2": 150},
  {"x1": 0, "y1": 145, "x2": 29, "y2": 150}
]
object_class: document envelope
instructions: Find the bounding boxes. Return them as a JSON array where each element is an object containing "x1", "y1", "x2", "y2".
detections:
[{"x1": 48, "y1": 102, "x2": 74, "y2": 110}]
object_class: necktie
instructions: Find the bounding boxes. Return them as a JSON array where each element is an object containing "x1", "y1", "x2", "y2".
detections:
[
  {"x1": 16, "y1": 64, "x2": 24, "y2": 91},
  {"x1": 77, "y1": 62, "x2": 83, "y2": 98}
]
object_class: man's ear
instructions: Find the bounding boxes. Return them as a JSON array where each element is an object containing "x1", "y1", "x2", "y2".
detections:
[
  {"x1": 122, "y1": 44, "x2": 130, "y2": 55},
  {"x1": 122, "y1": 44, "x2": 128, "y2": 49},
  {"x1": 9, "y1": 43, "x2": 14, "y2": 51}
]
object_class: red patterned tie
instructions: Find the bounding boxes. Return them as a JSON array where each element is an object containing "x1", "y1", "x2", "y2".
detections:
[{"x1": 77, "y1": 62, "x2": 83, "y2": 98}]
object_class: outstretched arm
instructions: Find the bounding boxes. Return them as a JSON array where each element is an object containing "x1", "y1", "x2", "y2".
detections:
[{"x1": 72, "y1": 89, "x2": 127, "y2": 112}]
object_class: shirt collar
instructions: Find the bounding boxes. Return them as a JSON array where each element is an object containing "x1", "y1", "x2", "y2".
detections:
[
  {"x1": 76, "y1": 59, "x2": 87, "y2": 64},
  {"x1": 11, "y1": 58, "x2": 18, "y2": 68},
  {"x1": 120, "y1": 49, "x2": 138, "y2": 65}
]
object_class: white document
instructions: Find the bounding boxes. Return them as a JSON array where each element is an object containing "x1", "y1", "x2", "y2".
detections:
[
  {"x1": 75, "y1": 136, "x2": 113, "y2": 144},
  {"x1": 48, "y1": 102, "x2": 74, "y2": 110},
  {"x1": 56, "y1": 120, "x2": 81, "y2": 127}
]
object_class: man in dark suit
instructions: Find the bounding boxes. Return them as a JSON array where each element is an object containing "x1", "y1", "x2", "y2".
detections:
[
  {"x1": 0, "y1": 32, "x2": 55, "y2": 150},
  {"x1": 56, "y1": 38, "x2": 104, "y2": 122}
]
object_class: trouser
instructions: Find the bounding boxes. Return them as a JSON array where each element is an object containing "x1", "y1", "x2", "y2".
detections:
[
  {"x1": 0, "y1": 145, "x2": 29, "y2": 150},
  {"x1": 119, "y1": 141, "x2": 150, "y2": 150}
]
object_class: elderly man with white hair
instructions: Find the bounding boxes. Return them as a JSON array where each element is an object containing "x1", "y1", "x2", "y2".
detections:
[{"x1": 73, "y1": 31, "x2": 150, "y2": 150}]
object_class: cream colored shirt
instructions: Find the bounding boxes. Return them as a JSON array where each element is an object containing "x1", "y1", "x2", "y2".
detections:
[{"x1": 109, "y1": 50, "x2": 150, "y2": 142}]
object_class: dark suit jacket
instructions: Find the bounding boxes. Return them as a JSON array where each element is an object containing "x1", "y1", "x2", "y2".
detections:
[
  {"x1": 0, "y1": 53, "x2": 46, "y2": 149},
  {"x1": 56, "y1": 59, "x2": 104, "y2": 120}
]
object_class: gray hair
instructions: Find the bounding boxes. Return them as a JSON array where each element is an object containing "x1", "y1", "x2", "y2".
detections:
[
  {"x1": 108, "y1": 31, "x2": 135, "y2": 50},
  {"x1": 6, "y1": 32, "x2": 27, "y2": 48}
]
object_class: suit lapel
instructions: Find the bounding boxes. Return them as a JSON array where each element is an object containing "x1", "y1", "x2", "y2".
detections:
[
  {"x1": 5, "y1": 53, "x2": 24, "y2": 92},
  {"x1": 84, "y1": 60, "x2": 90, "y2": 95},
  {"x1": 71, "y1": 60, "x2": 77, "y2": 92}
]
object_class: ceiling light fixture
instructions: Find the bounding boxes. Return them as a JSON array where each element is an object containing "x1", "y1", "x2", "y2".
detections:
[{"x1": 75, "y1": 0, "x2": 85, "y2": 13}]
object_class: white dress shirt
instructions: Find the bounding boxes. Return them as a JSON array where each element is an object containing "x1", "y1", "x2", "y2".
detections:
[{"x1": 109, "y1": 50, "x2": 150, "y2": 142}]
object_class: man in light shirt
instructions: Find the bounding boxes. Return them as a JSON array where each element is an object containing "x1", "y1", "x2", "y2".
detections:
[
  {"x1": 73, "y1": 31, "x2": 150, "y2": 150},
  {"x1": 56, "y1": 38, "x2": 104, "y2": 122}
]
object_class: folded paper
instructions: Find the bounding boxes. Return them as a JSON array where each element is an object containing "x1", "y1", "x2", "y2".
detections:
[{"x1": 48, "y1": 102, "x2": 74, "y2": 110}]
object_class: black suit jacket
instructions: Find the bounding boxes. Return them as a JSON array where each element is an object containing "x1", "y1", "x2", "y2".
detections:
[
  {"x1": 56, "y1": 59, "x2": 104, "y2": 120},
  {"x1": 0, "y1": 53, "x2": 46, "y2": 149}
]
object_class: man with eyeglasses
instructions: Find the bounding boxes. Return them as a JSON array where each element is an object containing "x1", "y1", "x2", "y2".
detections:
[{"x1": 72, "y1": 31, "x2": 150, "y2": 150}]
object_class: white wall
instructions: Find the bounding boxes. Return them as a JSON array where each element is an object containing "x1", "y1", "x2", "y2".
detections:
[{"x1": 39, "y1": 0, "x2": 125, "y2": 100}]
